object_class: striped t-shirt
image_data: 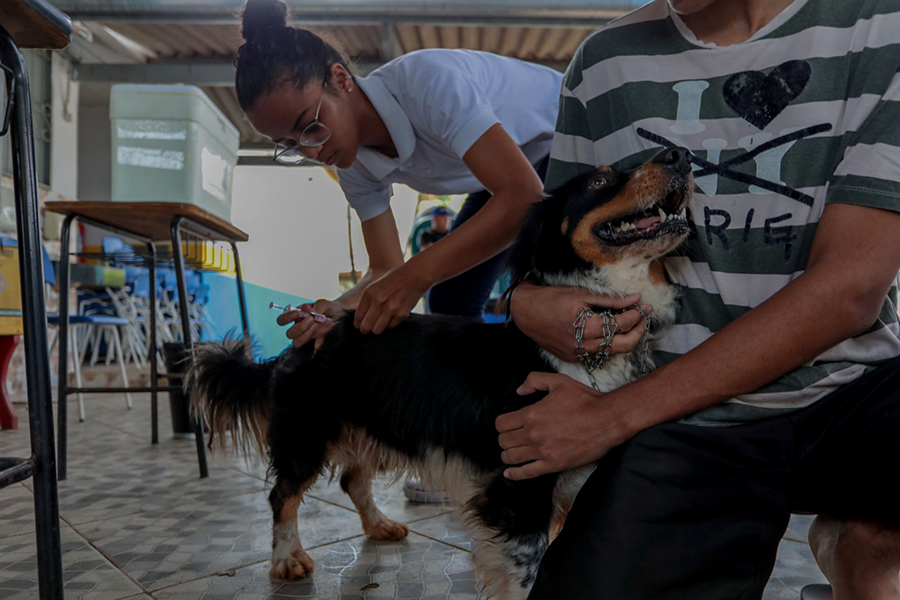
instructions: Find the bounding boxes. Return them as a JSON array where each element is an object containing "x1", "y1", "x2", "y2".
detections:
[{"x1": 546, "y1": 0, "x2": 900, "y2": 425}]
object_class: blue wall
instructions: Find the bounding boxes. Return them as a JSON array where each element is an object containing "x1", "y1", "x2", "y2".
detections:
[{"x1": 201, "y1": 273, "x2": 311, "y2": 360}]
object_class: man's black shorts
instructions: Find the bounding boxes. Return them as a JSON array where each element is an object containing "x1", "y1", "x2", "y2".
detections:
[{"x1": 528, "y1": 355, "x2": 900, "y2": 599}]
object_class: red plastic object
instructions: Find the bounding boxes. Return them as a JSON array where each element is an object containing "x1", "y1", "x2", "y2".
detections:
[{"x1": 0, "y1": 335, "x2": 19, "y2": 429}]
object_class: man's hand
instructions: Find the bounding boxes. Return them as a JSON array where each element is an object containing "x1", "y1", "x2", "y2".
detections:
[
  {"x1": 510, "y1": 283, "x2": 650, "y2": 362},
  {"x1": 354, "y1": 264, "x2": 431, "y2": 334},
  {"x1": 495, "y1": 372, "x2": 633, "y2": 480},
  {"x1": 276, "y1": 299, "x2": 345, "y2": 348}
]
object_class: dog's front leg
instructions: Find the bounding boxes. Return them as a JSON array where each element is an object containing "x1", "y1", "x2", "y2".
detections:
[
  {"x1": 269, "y1": 476, "x2": 315, "y2": 580},
  {"x1": 340, "y1": 467, "x2": 409, "y2": 541}
]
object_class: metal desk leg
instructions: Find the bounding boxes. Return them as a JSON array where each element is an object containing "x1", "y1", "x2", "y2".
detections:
[
  {"x1": 147, "y1": 243, "x2": 158, "y2": 444},
  {"x1": 230, "y1": 242, "x2": 249, "y2": 337},
  {"x1": 0, "y1": 24, "x2": 64, "y2": 599},
  {"x1": 170, "y1": 217, "x2": 209, "y2": 478},
  {"x1": 56, "y1": 215, "x2": 75, "y2": 481}
]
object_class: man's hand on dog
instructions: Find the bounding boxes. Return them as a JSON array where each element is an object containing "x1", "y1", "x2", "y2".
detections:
[
  {"x1": 496, "y1": 372, "x2": 633, "y2": 480},
  {"x1": 277, "y1": 299, "x2": 345, "y2": 348},
  {"x1": 510, "y1": 283, "x2": 650, "y2": 361},
  {"x1": 354, "y1": 266, "x2": 430, "y2": 335}
]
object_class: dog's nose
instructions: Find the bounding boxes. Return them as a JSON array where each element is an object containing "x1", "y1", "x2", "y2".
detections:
[{"x1": 653, "y1": 147, "x2": 692, "y2": 174}]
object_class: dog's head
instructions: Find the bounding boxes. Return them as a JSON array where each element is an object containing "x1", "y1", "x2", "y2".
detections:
[{"x1": 509, "y1": 147, "x2": 694, "y2": 284}]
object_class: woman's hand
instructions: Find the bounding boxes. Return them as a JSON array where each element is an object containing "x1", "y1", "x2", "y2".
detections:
[
  {"x1": 354, "y1": 264, "x2": 431, "y2": 334},
  {"x1": 496, "y1": 372, "x2": 634, "y2": 480},
  {"x1": 276, "y1": 299, "x2": 345, "y2": 348},
  {"x1": 510, "y1": 283, "x2": 651, "y2": 362}
]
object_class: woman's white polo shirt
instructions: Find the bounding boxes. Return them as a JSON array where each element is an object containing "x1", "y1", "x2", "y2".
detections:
[{"x1": 337, "y1": 49, "x2": 563, "y2": 221}]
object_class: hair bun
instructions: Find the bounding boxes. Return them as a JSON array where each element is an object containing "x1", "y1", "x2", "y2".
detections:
[{"x1": 241, "y1": 0, "x2": 289, "y2": 43}]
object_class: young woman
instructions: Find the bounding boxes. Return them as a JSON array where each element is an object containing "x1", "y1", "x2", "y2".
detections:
[{"x1": 235, "y1": 0, "x2": 650, "y2": 502}]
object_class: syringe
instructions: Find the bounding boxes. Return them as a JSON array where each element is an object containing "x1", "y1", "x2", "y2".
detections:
[{"x1": 269, "y1": 302, "x2": 329, "y2": 323}]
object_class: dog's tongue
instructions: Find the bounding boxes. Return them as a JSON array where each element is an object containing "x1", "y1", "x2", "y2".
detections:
[{"x1": 635, "y1": 216, "x2": 661, "y2": 230}]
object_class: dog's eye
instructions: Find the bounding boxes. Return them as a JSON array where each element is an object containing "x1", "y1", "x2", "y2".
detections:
[{"x1": 589, "y1": 176, "x2": 608, "y2": 190}]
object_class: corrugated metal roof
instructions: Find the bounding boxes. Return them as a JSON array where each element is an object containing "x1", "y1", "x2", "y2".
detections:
[
  {"x1": 54, "y1": 0, "x2": 647, "y2": 22},
  {"x1": 64, "y1": 0, "x2": 648, "y2": 147},
  {"x1": 97, "y1": 22, "x2": 592, "y2": 62},
  {"x1": 89, "y1": 21, "x2": 597, "y2": 147}
]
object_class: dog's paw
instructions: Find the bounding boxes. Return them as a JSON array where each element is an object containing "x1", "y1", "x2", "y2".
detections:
[
  {"x1": 270, "y1": 549, "x2": 315, "y2": 580},
  {"x1": 364, "y1": 518, "x2": 410, "y2": 541}
]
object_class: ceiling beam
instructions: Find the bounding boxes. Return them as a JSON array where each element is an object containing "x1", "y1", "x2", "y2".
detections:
[
  {"x1": 64, "y1": 11, "x2": 624, "y2": 29},
  {"x1": 73, "y1": 57, "x2": 568, "y2": 86}
]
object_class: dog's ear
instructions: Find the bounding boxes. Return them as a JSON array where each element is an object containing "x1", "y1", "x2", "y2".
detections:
[{"x1": 506, "y1": 193, "x2": 563, "y2": 289}]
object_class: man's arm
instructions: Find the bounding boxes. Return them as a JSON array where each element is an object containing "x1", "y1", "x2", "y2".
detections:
[{"x1": 497, "y1": 202, "x2": 900, "y2": 479}]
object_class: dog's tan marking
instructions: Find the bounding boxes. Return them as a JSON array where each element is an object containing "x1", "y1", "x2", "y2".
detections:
[
  {"x1": 560, "y1": 216, "x2": 569, "y2": 236},
  {"x1": 341, "y1": 467, "x2": 409, "y2": 541},
  {"x1": 649, "y1": 260, "x2": 667, "y2": 285},
  {"x1": 571, "y1": 216, "x2": 617, "y2": 267},
  {"x1": 270, "y1": 478, "x2": 315, "y2": 580},
  {"x1": 598, "y1": 165, "x2": 614, "y2": 173},
  {"x1": 571, "y1": 164, "x2": 676, "y2": 268}
]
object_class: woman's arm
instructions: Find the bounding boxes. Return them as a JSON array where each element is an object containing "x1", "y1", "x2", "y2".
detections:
[
  {"x1": 354, "y1": 123, "x2": 544, "y2": 334},
  {"x1": 496, "y1": 202, "x2": 900, "y2": 479},
  {"x1": 277, "y1": 208, "x2": 405, "y2": 347},
  {"x1": 335, "y1": 209, "x2": 406, "y2": 309}
]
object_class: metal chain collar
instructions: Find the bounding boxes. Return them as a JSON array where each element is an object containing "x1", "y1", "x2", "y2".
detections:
[{"x1": 573, "y1": 304, "x2": 651, "y2": 391}]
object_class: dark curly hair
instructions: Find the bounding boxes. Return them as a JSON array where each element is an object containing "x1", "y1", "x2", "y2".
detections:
[{"x1": 235, "y1": 0, "x2": 351, "y2": 111}]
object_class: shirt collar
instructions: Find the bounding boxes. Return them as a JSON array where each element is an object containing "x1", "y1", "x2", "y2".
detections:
[{"x1": 351, "y1": 74, "x2": 416, "y2": 179}]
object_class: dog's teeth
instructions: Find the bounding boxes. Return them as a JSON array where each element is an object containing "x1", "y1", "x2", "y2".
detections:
[
  {"x1": 658, "y1": 208, "x2": 667, "y2": 223},
  {"x1": 679, "y1": 207, "x2": 687, "y2": 218}
]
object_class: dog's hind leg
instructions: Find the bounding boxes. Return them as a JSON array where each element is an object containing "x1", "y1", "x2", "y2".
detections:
[
  {"x1": 266, "y1": 358, "x2": 339, "y2": 580},
  {"x1": 466, "y1": 473, "x2": 558, "y2": 600},
  {"x1": 340, "y1": 467, "x2": 409, "y2": 541},
  {"x1": 269, "y1": 475, "x2": 316, "y2": 580}
]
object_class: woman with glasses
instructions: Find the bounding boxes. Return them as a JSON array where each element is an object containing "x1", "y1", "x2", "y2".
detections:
[{"x1": 238, "y1": 0, "x2": 564, "y2": 332}]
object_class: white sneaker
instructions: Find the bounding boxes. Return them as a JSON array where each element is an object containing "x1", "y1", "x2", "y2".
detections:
[{"x1": 403, "y1": 478, "x2": 450, "y2": 504}]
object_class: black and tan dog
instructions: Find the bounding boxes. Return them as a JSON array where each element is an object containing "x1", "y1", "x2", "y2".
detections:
[{"x1": 189, "y1": 147, "x2": 693, "y2": 599}]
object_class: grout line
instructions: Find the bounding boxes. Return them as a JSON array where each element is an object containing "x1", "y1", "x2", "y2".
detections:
[
  {"x1": 305, "y1": 532, "x2": 367, "y2": 551},
  {"x1": 0, "y1": 483, "x2": 38, "y2": 540},
  {"x1": 143, "y1": 558, "x2": 270, "y2": 594},
  {"x1": 406, "y1": 528, "x2": 474, "y2": 553},
  {"x1": 64, "y1": 516, "x2": 153, "y2": 596},
  {"x1": 116, "y1": 592, "x2": 158, "y2": 600},
  {"x1": 405, "y1": 508, "x2": 457, "y2": 524},
  {"x1": 67, "y1": 490, "x2": 259, "y2": 527},
  {"x1": 303, "y1": 494, "x2": 365, "y2": 515},
  {"x1": 224, "y1": 464, "x2": 268, "y2": 483},
  {"x1": 63, "y1": 488, "x2": 266, "y2": 530}
]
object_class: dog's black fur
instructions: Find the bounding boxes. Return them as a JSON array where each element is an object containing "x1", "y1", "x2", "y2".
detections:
[{"x1": 190, "y1": 147, "x2": 693, "y2": 597}]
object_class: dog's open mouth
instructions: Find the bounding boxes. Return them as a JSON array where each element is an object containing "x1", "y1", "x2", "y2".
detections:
[{"x1": 594, "y1": 185, "x2": 691, "y2": 246}]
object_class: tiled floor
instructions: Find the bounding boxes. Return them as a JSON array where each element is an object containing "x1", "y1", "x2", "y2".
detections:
[{"x1": 1, "y1": 394, "x2": 828, "y2": 599}]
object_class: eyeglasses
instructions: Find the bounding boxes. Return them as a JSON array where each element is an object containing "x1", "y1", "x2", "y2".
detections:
[{"x1": 272, "y1": 83, "x2": 332, "y2": 166}]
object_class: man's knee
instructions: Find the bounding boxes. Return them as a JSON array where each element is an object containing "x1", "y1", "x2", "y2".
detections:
[{"x1": 810, "y1": 516, "x2": 900, "y2": 568}]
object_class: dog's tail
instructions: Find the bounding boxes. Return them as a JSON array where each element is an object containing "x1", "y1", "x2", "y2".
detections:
[{"x1": 186, "y1": 337, "x2": 275, "y2": 457}]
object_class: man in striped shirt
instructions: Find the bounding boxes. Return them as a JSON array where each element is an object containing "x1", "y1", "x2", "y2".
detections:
[{"x1": 496, "y1": 0, "x2": 900, "y2": 597}]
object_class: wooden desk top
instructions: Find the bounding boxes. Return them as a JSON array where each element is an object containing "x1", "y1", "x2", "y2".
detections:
[
  {"x1": 0, "y1": 0, "x2": 72, "y2": 50},
  {"x1": 45, "y1": 201, "x2": 249, "y2": 243}
]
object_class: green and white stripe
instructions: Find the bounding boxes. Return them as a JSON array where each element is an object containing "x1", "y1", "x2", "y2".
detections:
[{"x1": 548, "y1": 0, "x2": 900, "y2": 425}]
